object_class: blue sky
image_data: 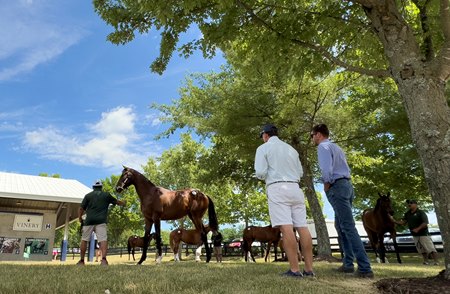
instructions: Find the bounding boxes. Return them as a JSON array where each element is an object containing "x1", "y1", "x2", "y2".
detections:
[
  {"x1": 0, "y1": 1, "x2": 437, "y2": 226},
  {"x1": 0, "y1": 0, "x2": 226, "y2": 188}
]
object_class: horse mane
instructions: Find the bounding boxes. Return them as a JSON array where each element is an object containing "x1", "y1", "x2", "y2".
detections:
[
  {"x1": 374, "y1": 197, "x2": 382, "y2": 211},
  {"x1": 127, "y1": 166, "x2": 156, "y2": 187}
]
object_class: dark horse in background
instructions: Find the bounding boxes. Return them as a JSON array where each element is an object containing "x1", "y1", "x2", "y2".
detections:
[
  {"x1": 127, "y1": 233, "x2": 155, "y2": 261},
  {"x1": 116, "y1": 166, "x2": 219, "y2": 264},
  {"x1": 242, "y1": 225, "x2": 281, "y2": 262},
  {"x1": 362, "y1": 192, "x2": 402, "y2": 263}
]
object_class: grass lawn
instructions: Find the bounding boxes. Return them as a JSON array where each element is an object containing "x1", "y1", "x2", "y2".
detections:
[{"x1": 0, "y1": 252, "x2": 442, "y2": 294}]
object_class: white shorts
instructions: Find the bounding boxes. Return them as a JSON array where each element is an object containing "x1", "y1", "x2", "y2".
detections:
[
  {"x1": 267, "y1": 182, "x2": 307, "y2": 228},
  {"x1": 82, "y1": 223, "x2": 108, "y2": 242}
]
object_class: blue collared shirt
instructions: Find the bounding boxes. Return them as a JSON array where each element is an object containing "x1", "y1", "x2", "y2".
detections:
[
  {"x1": 317, "y1": 139, "x2": 351, "y2": 184},
  {"x1": 254, "y1": 136, "x2": 303, "y2": 184}
]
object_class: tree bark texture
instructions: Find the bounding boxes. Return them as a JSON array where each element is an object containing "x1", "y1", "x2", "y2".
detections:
[
  {"x1": 362, "y1": 1, "x2": 450, "y2": 278},
  {"x1": 298, "y1": 148, "x2": 332, "y2": 257}
]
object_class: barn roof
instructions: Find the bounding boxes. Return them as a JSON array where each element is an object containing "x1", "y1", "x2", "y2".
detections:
[{"x1": 0, "y1": 172, "x2": 91, "y2": 229}]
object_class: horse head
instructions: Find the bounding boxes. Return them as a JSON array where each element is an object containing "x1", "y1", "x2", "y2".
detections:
[
  {"x1": 116, "y1": 166, "x2": 134, "y2": 193},
  {"x1": 377, "y1": 192, "x2": 394, "y2": 216}
]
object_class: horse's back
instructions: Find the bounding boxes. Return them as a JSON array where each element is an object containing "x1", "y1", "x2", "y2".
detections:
[
  {"x1": 244, "y1": 226, "x2": 280, "y2": 242},
  {"x1": 156, "y1": 188, "x2": 208, "y2": 220}
]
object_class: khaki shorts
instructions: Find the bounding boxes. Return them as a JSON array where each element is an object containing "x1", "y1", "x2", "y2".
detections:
[
  {"x1": 413, "y1": 236, "x2": 436, "y2": 254},
  {"x1": 82, "y1": 223, "x2": 108, "y2": 242},
  {"x1": 267, "y1": 182, "x2": 306, "y2": 227},
  {"x1": 214, "y1": 246, "x2": 222, "y2": 255}
]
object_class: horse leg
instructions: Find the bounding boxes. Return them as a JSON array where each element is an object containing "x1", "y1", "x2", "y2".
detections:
[
  {"x1": 378, "y1": 233, "x2": 386, "y2": 263},
  {"x1": 249, "y1": 239, "x2": 256, "y2": 262},
  {"x1": 392, "y1": 233, "x2": 402, "y2": 264},
  {"x1": 173, "y1": 241, "x2": 180, "y2": 262},
  {"x1": 265, "y1": 242, "x2": 271, "y2": 262},
  {"x1": 274, "y1": 241, "x2": 278, "y2": 262},
  {"x1": 132, "y1": 247, "x2": 136, "y2": 261},
  {"x1": 369, "y1": 232, "x2": 380, "y2": 263},
  {"x1": 243, "y1": 239, "x2": 249, "y2": 262},
  {"x1": 127, "y1": 240, "x2": 131, "y2": 261},
  {"x1": 138, "y1": 223, "x2": 152, "y2": 265},
  {"x1": 195, "y1": 245, "x2": 202, "y2": 262},
  {"x1": 154, "y1": 220, "x2": 163, "y2": 264},
  {"x1": 201, "y1": 228, "x2": 211, "y2": 263}
]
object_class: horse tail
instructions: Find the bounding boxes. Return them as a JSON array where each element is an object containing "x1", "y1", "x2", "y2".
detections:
[{"x1": 207, "y1": 195, "x2": 219, "y2": 231}]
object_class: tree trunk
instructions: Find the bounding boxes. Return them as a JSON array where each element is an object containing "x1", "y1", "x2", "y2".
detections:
[
  {"x1": 299, "y1": 150, "x2": 332, "y2": 258},
  {"x1": 362, "y1": 2, "x2": 450, "y2": 278},
  {"x1": 396, "y1": 78, "x2": 450, "y2": 279}
]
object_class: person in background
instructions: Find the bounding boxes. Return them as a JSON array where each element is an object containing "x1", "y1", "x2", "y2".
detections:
[
  {"x1": 390, "y1": 200, "x2": 439, "y2": 265},
  {"x1": 94, "y1": 233, "x2": 102, "y2": 262},
  {"x1": 77, "y1": 180, "x2": 125, "y2": 266},
  {"x1": 311, "y1": 123, "x2": 373, "y2": 278},
  {"x1": 212, "y1": 231, "x2": 223, "y2": 263},
  {"x1": 255, "y1": 124, "x2": 314, "y2": 278}
]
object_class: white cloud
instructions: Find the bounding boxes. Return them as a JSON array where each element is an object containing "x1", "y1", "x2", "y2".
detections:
[
  {"x1": 0, "y1": 2, "x2": 86, "y2": 81},
  {"x1": 22, "y1": 107, "x2": 159, "y2": 170}
]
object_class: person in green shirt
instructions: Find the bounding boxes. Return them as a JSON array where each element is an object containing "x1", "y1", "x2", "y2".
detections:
[
  {"x1": 77, "y1": 181, "x2": 125, "y2": 266},
  {"x1": 391, "y1": 200, "x2": 439, "y2": 265}
]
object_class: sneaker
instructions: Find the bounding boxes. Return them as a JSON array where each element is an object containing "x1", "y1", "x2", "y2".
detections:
[
  {"x1": 101, "y1": 259, "x2": 108, "y2": 266},
  {"x1": 302, "y1": 270, "x2": 316, "y2": 278},
  {"x1": 354, "y1": 271, "x2": 374, "y2": 279},
  {"x1": 336, "y1": 265, "x2": 355, "y2": 273},
  {"x1": 423, "y1": 261, "x2": 430, "y2": 265},
  {"x1": 76, "y1": 260, "x2": 85, "y2": 266},
  {"x1": 433, "y1": 262, "x2": 439, "y2": 265},
  {"x1": 280, "y1": 270, "x2": 303, "y2": 278}
]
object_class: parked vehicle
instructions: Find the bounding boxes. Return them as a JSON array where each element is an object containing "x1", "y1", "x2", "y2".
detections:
[
  {"x1": 227, "y1": 238, "x2": 242, "y2": 248},
  {"x1": 383, "y1": 228, "x2": 443, "y2": 252}
]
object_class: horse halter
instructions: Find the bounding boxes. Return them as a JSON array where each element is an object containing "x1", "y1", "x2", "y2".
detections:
[{"x1": 116, "y1": 170, "x2": 132, "y2": 192}]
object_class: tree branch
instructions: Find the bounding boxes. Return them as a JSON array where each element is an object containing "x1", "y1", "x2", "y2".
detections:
[
  {"x1": 235, "y1": 0, "x2": 390, "y2": 78},
  {"x1": 412, "y1": 0, "x2": 434, "y2": 61},
  {"x1": 436, "y1": 0, "x2": 450, "y2": 80}
]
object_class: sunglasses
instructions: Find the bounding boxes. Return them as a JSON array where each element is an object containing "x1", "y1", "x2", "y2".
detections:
[{"x1": 310, "y1": 132, "x2": 317, "y2": 138}]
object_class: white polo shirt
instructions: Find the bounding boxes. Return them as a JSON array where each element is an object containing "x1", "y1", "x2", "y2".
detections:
[{"x1": 254, "y1": 136, "x2": 303, "y2": 185}]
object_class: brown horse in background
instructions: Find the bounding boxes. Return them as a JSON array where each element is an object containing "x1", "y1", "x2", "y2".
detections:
[
  {"x1": 279, "y1": 235, "x2": 302, "y2": 262},
  {"x1": 170, "y1": 226, "x2": 211, "y2": 262},
  {"x1": 362, "y1": 192, "x2": 402, "y2": 263},
  {"x1": 242, "y1": 225, "x2": 281, "y2": 262},
  {"x1": 127, "y1": 233, "x2": 155, "y2": 261},
  {"x1": 116, "y1": 166, "x2": 218, "y2": 264}
]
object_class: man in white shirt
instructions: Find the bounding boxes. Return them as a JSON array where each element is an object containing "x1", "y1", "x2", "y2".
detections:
[{"x1": 254, "y1": 124, "x2": 314, "y2": 278}]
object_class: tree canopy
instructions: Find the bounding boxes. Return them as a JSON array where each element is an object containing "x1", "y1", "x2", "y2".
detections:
[{"x1": 94, "y1": 0, "x2": 450, "y2": 277}]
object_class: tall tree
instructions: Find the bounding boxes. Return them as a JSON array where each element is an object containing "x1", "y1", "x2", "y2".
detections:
[
  {"x1": 154, "y1": 64, "x2": 332, "y2": 255},
  {"x1": 94, "y1": 0, "x2": 450, "y2": 277}
]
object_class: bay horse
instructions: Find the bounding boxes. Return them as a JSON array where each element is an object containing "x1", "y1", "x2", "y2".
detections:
[
  {"x1": 242, "y1": 225, "x2": 281, "y2": 262},
  {"x1": 362, "y1": 192, "x2": 402, "y2": 263},
  {"x1": 169, "y1": 226, "x2": 212, "y2": 262},
  {"x1": 115, "y1": 166, "x2": 219, "y2": 264},
  {"x1": 279, "y1": 235, "x2": 302, "y2": 262},
  {"x1": 127, "y1": 233, "x2": 155, "y2": 261}
]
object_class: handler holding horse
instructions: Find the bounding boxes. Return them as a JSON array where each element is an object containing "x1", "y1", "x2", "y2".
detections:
[
  {"x1": 115, "y1": 166, "x2": 218, "y2": 264},
  {"x1": 255, "y1": 124, "x2": 314, "y2": 278}
]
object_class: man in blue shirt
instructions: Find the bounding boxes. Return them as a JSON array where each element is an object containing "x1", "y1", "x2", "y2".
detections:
[
  {"x1": 311, "y1": 124, "x2": 373, "y2": 278},
  {"x1": 255, "y1": 124, "x2": 314, "y2": 278}
]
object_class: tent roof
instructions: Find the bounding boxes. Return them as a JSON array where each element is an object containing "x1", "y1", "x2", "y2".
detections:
[{"x1": 0, "y1": 172, "x2": 91, "y2": 229}]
